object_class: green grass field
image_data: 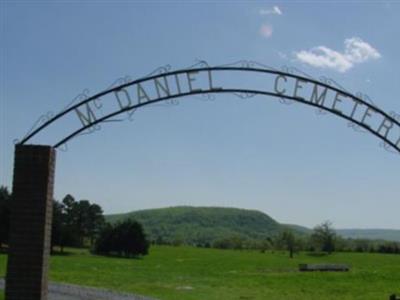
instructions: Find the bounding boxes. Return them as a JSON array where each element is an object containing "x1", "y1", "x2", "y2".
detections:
[{"x1": 0, "y1": 246, "x2": 399, "y2": 300}]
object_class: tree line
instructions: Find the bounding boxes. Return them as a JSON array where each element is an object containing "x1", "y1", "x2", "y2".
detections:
[
  {"x1": 0, "y1": 186, "x2": 149, "y2": 257},
  {"x1": 1, "y1": 185, "x2": 399, "y2": 257},
  {"x1": 148, "y1": 221, "x2": 400, "y2": 256},
  {"x1": 208, "y1": 221, "x2": 400, "y2": 257}
]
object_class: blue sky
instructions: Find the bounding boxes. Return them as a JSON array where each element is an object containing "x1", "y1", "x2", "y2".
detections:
[{"x1": 1, "y1": 1, "x2": 399, "y2": 229}]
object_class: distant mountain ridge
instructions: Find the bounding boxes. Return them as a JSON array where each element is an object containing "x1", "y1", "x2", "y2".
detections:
[
  {"x1": 284, "y1": 224, "x2": 400, "y2": 242},
  {"x1": 106, "y1": 206, "x2": 282, "y2": 245},
  {"x1": 106, "y1": 206, "x2": 400, "y2": 244},
  {"x1": 335, "y1": 229, "x2": 400, "y2": 242}
]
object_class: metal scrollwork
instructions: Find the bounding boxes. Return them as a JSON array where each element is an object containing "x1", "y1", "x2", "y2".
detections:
[
  {"x1": 58, "y1": 142, "x2": 69, "y2": 152},
  {"x1": 380, "y1": 141, "x2": 399, "y2": 155},
  {"x1": 62, "y1": 123, "x2": 102, "y2": 147},
  {"x1": 347, "y1": 121, "x2": 366, "y2": 133},
  {"x1": 233, "y1": 92, "x2": 257, "y2": 100},
  {"x1": 389, "y1": 111, "x2": 400, "y2": 122},
  {"x1": 106, "y1": 76, "x2": 132, "y2": 90},
  {"x1": 348, "y1": 93, "x2": 377, "y2": 133},
  {"x1": 63, "y1": 89, "x2": 90, "y2": 111},
  {"x1": 127, "y1": 109, "x2": 137, "y2": 122},
  {"x1": 279, "y1": 98, "x2": 294, "y2": 105},
  {"x1": 218, "y1": 60, "x2": 253, "y2": 68},
  {"x1": 21, "y1": 111, "x2": 55, "y2": 142},
  {"x1": 151, "y1": 98, "x2": 180, "y2": 108},
  {"x1": 248, "y1": 61, "x2": 277, "y2": 71},
  {"x1": 381, "y1": 111, "x2": 400, "y2": 154},
  {"x1": 319, "y1": 76, "x2": 349, "y2": 93},
  {"x1": 355, "y1": 92, "x2": 377, "y2": 107},
  {"x1": 165, "y1": 99, "x2": 180, "y2": 106},
  {"x1": 218, "y1": 60, "x2": 277, "y2": 71},
  {"x1": 281, "y1": 65, "x2": 315, "y2": 80},
  {"x1": 187, "y1": 59, "x2": 210, "y2": 69},
  {"x1": 145, "y1": 64, "x2": 172, "y2": 77},
  {"x1": 279, "y1": 65, "x2": 314, "y2": 106},
  {"x1": 194, "y1": 93, "x2": 216, "y2": 102},
  {"x1": 315, "y1": 108, "x2": 328, "y2": 115},
  {"x1": 280, "y1": 65, "x2": 290, "y2": 74},
  {"x1": 77, "y1": 123, "x2": 102, "y2": 137}
]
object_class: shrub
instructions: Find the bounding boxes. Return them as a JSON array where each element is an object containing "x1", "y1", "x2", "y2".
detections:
[{"x1": 93, "y1": 219, "x2": 149, "y2": 257}]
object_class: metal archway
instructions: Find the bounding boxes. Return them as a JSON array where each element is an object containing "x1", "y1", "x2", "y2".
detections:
[
  {"x1": 6, "y1": 61, "x2": 400, "y2": 300},
  {"x1": 18, "y1": 62, "x2": 400, "y2": 154}
]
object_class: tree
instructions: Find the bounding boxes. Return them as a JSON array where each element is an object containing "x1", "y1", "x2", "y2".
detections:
[
  {"x1": 311, "y1": 221, "x2": 336, "y2": 254},
  {"x1": 93, "y1": 223, "x2": 114, "y2": 254},
  {"x1": 85, "y1": 203, "x2": 105, "y2": 245},
  {"x1": 71, "y1": 200, "x2": 105, "y2": 246},
  {"x1": 0, "y1": 186, "x2": 11, "y2": 248},
  {"x1": 62, "y1": 194, "x2": 76, "y2": 218},
  {"x1": 60, "y1": 194, "x2": 81, "y2": 247},
  {"x1": 275, "y1": 230, "x2": 298, "y2": 258},
  {"x1": 72, "y1": 200, "x2": 91, "y2": 246},
  {"x1": 93, "y1": 219, "x2": 149, "y2": 257},
  {"x1": 258, "y1": 238, "x2": 272, "y2": 253},
  {"x1": 51, "y1": 200, "x2": 64, "y2": 252},
  {"x1": 52, "y1": 195, "x2": 105, "y2": 249}
]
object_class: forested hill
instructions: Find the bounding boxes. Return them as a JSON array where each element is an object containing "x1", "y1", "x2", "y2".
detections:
[
  {"x1": 106, "y1": 206, "x2": 283, "y2": 245},
  {"x1": 106, "y1": 206, "x2": 400, "y2": 245}
]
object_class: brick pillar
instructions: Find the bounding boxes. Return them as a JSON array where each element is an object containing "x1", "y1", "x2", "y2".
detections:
[{"x1": 5, "y1": 145, "x2": 56, "y2": 300}]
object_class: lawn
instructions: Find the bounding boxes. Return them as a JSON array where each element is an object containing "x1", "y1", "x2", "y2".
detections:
[{"x1": 0, "y1": 246, "x2": 399, "y2": 300}]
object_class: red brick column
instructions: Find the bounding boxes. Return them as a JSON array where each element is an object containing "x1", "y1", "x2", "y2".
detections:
[{"x1": 5, "y1": 145, "x2": 56, "y2": 300}]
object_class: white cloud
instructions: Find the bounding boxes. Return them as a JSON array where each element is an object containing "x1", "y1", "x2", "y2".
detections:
[
  {"x1": 295, "y1": 46, "x2": 352, "y2": 73},
  {"x1": 344, "y1": 38, "x2": 381, "y2": 63},
  {"x1": 260, "y1": 24, "x2": 273, "y2": 38},
  {"x1": 295, "y1": 37, "x2": 381, "y2": 72},
  {"x1": 260, "y1": 6, "x2": 282, "y2": 16}
]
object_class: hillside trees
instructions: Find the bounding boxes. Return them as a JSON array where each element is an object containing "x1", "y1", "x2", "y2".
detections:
[
  {"x1": 213, "y1": 235, "x2": 246, "y2": 250},
  {"x1": 108, "y1": 207, "x2": 282, "y2": 247},
  {"x1": 93, "y1": 219, "x2": 149, "y2": 257}
]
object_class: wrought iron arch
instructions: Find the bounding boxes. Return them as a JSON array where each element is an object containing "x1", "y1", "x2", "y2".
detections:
[{"x1": 18, "y1": 63, "x2": 400, "y2": 154}]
